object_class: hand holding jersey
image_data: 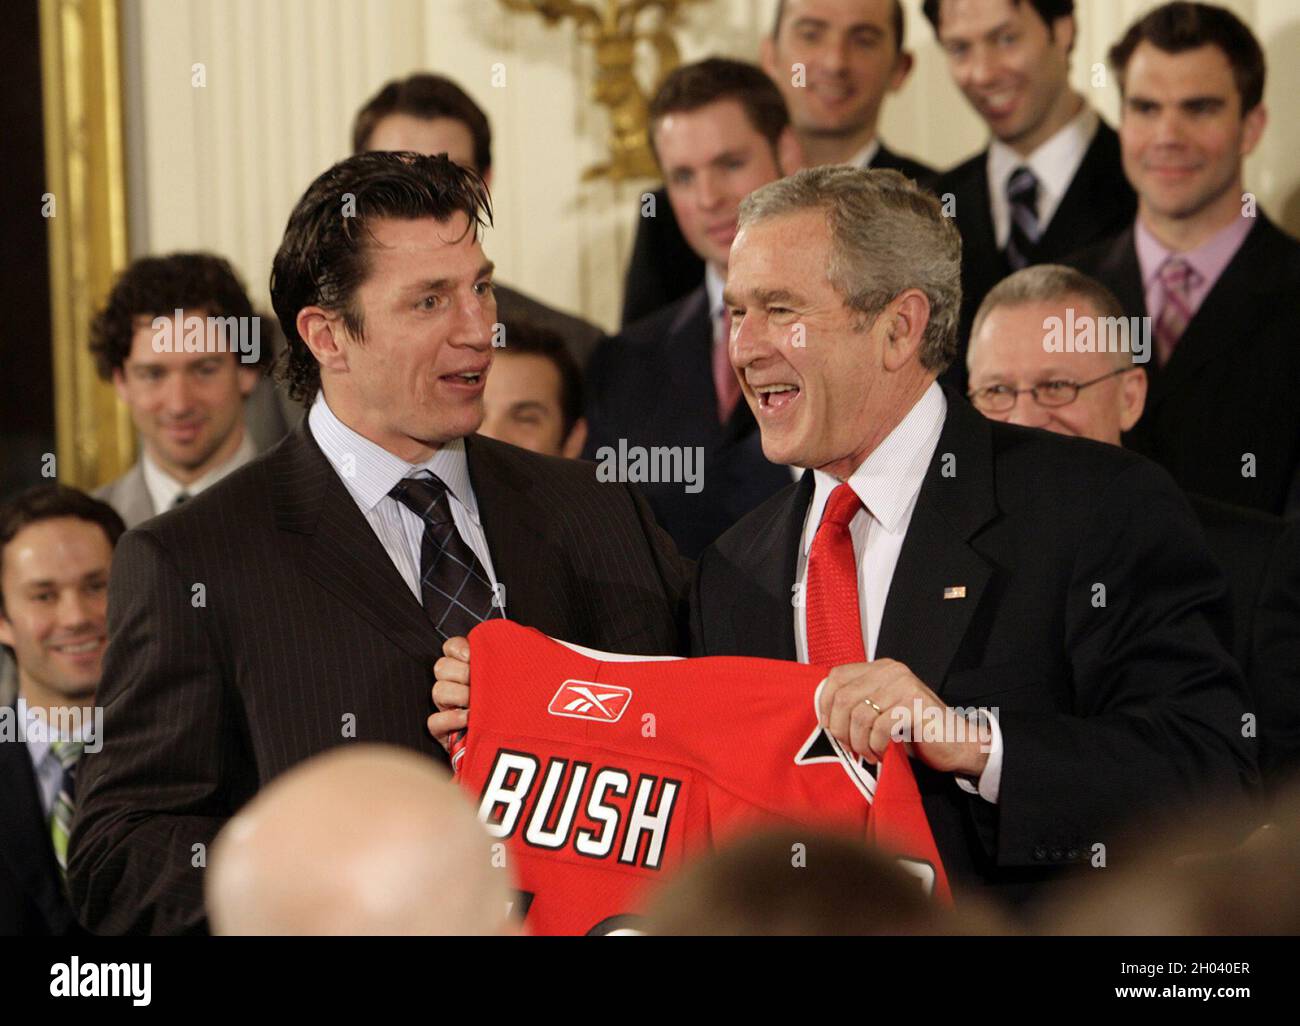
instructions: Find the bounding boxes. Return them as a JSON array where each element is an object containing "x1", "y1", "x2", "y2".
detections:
[{"x1": 430, "y1": 635, "x2": 471, "y2": 752}]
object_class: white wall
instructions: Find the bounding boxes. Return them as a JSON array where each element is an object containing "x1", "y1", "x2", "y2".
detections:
[{"x1": 123, "y1": 0, "x2": 1300, "y2": 334}]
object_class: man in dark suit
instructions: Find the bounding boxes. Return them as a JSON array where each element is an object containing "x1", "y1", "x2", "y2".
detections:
[
  {"x1": 354, "y1": 73, "x2": 605, "y2": 366},
  {"x1": 585, "y1": 59, "x2": 798, "y2": 559},
  {"x1": 692, "y1": 166, "x2": 1253, "y2": 908},
  {"x1": 621, "y1": 0, "x2": 934, "y2": 328},
  {"x1": 67, "y1": 153, "x2": 688, "y2": 935},
  {"x1": 964, "y1": 263, "x2": 1300, "y2": 790},
  {"x1": 0, "y1": 485, "x2": 124, "y2": 935},
  {"x1": 923, "y1": 0, "x2": 1136, "y2": 390},
  {"x1": 1066, "y1": 3, "x2": 1300, "y2": 518}
]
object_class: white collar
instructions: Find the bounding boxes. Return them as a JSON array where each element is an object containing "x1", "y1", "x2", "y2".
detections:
[
  {"x1": 802, "y1": 382, "x2": 947, "y2": 554},
  {"x1": 141, "y1": 429, "x2": 256, "y2": 513},
  {"x1": 988, "y1": 103, "x2": 1098, "y2": 203},
  {"x1": 307, "y1": 391, "x2": 479, "y2": 521},
  {"x1": 846, "y1": 138, "x2": 882, "y2": 170},
  {"x1": 705, "y1": 263, "x2": 727, "y2": 322}
]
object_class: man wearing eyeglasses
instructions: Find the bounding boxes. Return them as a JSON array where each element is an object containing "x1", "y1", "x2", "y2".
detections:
[{"x1": 967, "y1": 263, "x2": 1300, "y2": 790}]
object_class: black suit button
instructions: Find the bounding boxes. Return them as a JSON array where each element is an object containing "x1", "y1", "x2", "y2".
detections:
[
  {"x1": 1032, "y1": 846, "x2": 1047, "y2": 861},
  {"x1": 1050, "y1": 848, "x2": 1065, "y2": 862},
  {"x1": 1066, "y1": 848, "x2": 1080, "y2": 861}
]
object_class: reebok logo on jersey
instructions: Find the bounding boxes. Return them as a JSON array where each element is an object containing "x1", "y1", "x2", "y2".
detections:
[{"x1": 548, "y1": 680, "x2": 632, "y2": 723}]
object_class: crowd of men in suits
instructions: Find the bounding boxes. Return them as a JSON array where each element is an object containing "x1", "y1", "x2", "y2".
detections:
[{"x1": 2, "y1": 0, "x2": 1298, "y2": 935}]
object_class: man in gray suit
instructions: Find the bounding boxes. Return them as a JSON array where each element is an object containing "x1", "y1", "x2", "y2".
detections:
[
  {"x1": 353, "y1": 73, "x2": 606, "y2": 366},
  {"x1": 90, "y1": 253, "x2": 282, "y2": 527}
]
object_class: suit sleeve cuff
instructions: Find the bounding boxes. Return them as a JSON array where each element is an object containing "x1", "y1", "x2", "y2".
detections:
[{"x1": 954, "y1": 708, "x2": 1002, "y2": 804}]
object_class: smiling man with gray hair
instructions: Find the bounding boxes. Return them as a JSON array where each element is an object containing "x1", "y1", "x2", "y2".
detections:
[{"x1": 688, "y1": 164, "x2": 1255, "y2": 909}]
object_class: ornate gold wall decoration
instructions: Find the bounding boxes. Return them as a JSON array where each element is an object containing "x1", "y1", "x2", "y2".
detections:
[
  {"x1": 500, "y1": 0, "x2": 701, "y2": 182},
  {"x1": 40, "y1": 0, "x2": 133, "y2": 489}
]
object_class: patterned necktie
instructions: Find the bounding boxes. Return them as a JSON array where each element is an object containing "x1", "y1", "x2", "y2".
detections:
[
  {"x1": 48, "y1": 739, "x2": 84, "y2": 882},
  {"x1": 1004, "y1": 166, "x2": 1042, "y2": 271},
  {"x1": 806, "y1": 483, "x2": 866, "y2": 666},
  {"x1": 1154, "y1": 257, "x2": 1201, "y2": 366},
  {"x1": 389, "y1": 472, "x2": 504, "y2": 641},
  {"x1": 713, "y1": 307, "x2": 740, "y2": 423}
]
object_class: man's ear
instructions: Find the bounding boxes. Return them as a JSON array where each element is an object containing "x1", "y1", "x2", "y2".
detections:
[
  {"x1": 111, "y1": 367, "x2": 130, "y2": 405},
  {"x1": 0, "y1": 611, "x2": 14, "y2": 650},
  {"x1": 888, "y1": 50, "x2": 915, "y2": 92},
  {"x1": 1119, "y1": 367, "x2": 1148, "y2": 432},
  {"x1": 236, "y1": 364, "x2": 260, "y2": 399},
  {"x1": 776, "y1": 125, "x2": 804, "y2": 176},
  {"x1": 562, "y1": 417, "x2": 588, "y2": 460},
  {"x1": 881, "y1": 289, "x2": 930, "y2": 372},
  {"x1": 296, "y1": 306, "x2": 350, "y2": 377},
  {"x1": 1240, "y1": 102, "x2": 1267, "y2": 160},
  {"x1": 1053, "y1": 14, "x2": 1077, "y2": 57},
  {"x1": 760, "y1": 34, "x2": 779, "y2": 79}
]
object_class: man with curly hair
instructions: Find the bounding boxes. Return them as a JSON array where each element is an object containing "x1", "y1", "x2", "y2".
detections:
[{"x1": 90, "y1": 253, "x2": 282, "y2": 526}]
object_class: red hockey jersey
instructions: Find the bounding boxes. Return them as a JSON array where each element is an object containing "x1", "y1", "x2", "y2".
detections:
[{"x1": 456, "y1": 620, "x2": 951, "y2": 935}]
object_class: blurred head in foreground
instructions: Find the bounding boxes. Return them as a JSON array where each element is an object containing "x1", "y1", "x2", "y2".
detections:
[
  {"x1": 206, "y1": 744, "x2": 514, "y2": 935},
  {"x1": 645, "y1": 828, "x2": 1004, "y2": 935},
  {"x1": 1036, "y1": 779, "x2": 1300, "y2": 935}
]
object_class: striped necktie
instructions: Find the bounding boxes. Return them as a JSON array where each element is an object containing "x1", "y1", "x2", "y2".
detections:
[
  {"x1": 1154, "y1": 257, "x2": 1201, "y2": 366},
  {"x1": 1005, "y1": 166, "x2": 1042, "y2": 270},
  {"x1": 48, "y1": 739, "x2": 84, "y2": 882}
]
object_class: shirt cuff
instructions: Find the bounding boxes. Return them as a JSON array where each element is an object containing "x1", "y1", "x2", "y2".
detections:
[{"x1": 954, "y1": 708, "x2": 1002, "y2": 804}]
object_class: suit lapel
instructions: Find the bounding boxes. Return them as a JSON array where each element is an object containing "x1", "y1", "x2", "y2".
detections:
[
  {"x1": 1038, "y1": 121, "x2": 1131, "y2": 259},
  {"x1": 1147, "y1": 217, "x2": 1280, "y2": 413},
  {"x1": 0, "y1": 727, "x2": 70, "y2": 933},
  {"x1": 875, "y1": 394, "x2": 999, "y2": 693},
  {"x1": 118, "y1": 463, "x2": 158, "y2": 528},
  {"x1": 728, "y1": 473, "x2": 811, "y2": 661},
  {"x1": 464, "y1": 435, "x2": 575, "y2": 640},
  {"x1": 271, "y1": 420, "x2": 437, "y2": 667}
]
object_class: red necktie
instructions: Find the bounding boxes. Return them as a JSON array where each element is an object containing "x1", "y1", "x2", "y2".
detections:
[
  {"x1": 805, "y1": 482, "x2": 954, "y2": 904},
  {"x1": 806, "y1": 483, "x2": 866, "y2": 666},
  {"x1": 712, "y1": 308, "x2": 740, "y2": 423}
]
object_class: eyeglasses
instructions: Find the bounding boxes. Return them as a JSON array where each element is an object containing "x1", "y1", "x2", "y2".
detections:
[{"x1": 967, "y1": 368, "x2": 1129, "y2": 413}]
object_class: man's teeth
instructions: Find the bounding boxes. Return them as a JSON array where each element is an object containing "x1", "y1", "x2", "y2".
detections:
[
  {"x1": 54, "y1": 640, "x2": 101, "y2": 654},
  {"x1": 755, "y1": 384, "x2": 798, "y2": 394},
  {"x1": 455, "y1": 372, "x2": 481, "y2": 380}
]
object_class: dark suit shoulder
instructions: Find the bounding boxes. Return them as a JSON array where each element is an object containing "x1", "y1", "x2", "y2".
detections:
[{"x1": 934, "y1": 150, "x2": 987, "y2": 195}]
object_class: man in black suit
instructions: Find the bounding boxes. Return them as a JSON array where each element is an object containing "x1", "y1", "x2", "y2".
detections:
[
  {"x1": 1066, "y1": 3, "x2": 1300, "y2": 518},
  {"x1": 67, "y1": 153, "x2": 688, "y2": 935},
  {"x1": 923, "y1": 0, "x2": 1136, "y2": 390},
  {"x1": 585, "y1": 59, "x2": 798, "y2": 559},
  {"x1": 693, "y1": 165, "x2": 1253, "y2": 907},
  {"x1": 0, "y1": 486, "x2": 123, "y2": 935},
  {"x1": 964, "y1": 263, "x2": 1300, "y2": 789},
  {"x1": 354, "y1": 73, "x2": 605, "y2": 366},
  {"x1": 621, "y1": 0, "x2": 934, "y2": 327}
]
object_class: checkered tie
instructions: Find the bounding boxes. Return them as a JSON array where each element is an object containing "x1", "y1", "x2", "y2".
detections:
[
  {"x1": 1005, "y1": 166, "x2": 1042, "y2": 271},
  {"x1": 1154, "y1": 257, "x2": 1201, "y2": 366},
  {"x1": 48, "y1": 739, "x2": 83, "y2": 882},
  {"x1": 389, "y1": 472, "x2": 504, "y2": 641}
]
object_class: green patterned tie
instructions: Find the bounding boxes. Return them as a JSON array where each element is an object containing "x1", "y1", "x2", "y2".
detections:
[{"x1": 48, "y1": 739, "x2": 84, "y2": 882}]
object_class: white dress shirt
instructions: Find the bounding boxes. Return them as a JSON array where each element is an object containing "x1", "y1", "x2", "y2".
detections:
[
  {"x1": 141, "y1": 430, "x2": 256, "y2": 513},
  {"x1": 987, "y1": 104, "x2": 1098, "y2": 250},
  {"x1": 792, "y1": 382, "x2": 1003, "y2": 802},
  {"x1": 308, "y1": 393, "x2": 502, "y2": 609},
  {"x1": 25, "y1": 717, "x2": 92, "y2": 819}
]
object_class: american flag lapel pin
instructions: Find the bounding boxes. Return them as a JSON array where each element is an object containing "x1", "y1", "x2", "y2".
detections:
[{"x1": 943, "y1": 586, "x2": 967, "y2": 600}]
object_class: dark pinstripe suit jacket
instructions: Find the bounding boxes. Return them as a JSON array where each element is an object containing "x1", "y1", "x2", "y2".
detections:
[{"x1": 68, "y1": 418, "x2": 688, "y2": 935}]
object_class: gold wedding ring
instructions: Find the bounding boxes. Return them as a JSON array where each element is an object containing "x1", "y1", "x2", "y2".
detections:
[{"x1": 862, "y1": 697, "x2": 883, "y2": 715}]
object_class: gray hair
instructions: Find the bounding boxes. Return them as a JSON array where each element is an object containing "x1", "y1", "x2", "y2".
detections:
[
  {"x1": 970, "y1": 264, "x2": 1135, "y2": 370},
  {"x1": 737, "y1": 166, "x2": 962, "y2": 372}
]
